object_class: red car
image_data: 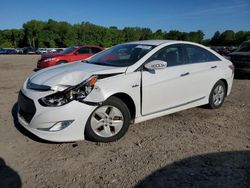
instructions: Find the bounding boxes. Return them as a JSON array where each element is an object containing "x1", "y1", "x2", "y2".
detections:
[{"x1": 37, "y1": 45, "x2": 104, "y2": 69}]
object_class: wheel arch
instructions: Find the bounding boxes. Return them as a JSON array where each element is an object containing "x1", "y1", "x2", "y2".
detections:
[
  {"x1": 56, "y1": 60, "x2": 68, "y2": 64},
  {"x1": 109, "y1": 92, "x2": 136, "y2": 122},
  {"x1": 219, "y1": 78, "x2": 228, "y2": 96}
]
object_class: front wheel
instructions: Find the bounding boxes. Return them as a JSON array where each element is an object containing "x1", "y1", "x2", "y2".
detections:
[
  {"x1": 56, "y1": 60, "x2": 67, "y2": 65},
  {"x1": 208, "y1": 80, "x2": 226, "y2": 109},
  {"x1": 85, "y1": 97, "x2": 131, "y2": 142}
]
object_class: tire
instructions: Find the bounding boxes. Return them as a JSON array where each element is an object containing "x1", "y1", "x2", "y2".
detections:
[
  {"x1": 56, "y1": 60, "x2": 67, "y2": 65},
  {"x1": 208, "y1": 80, "x2": 226, "y2": 109},
  {"x1": 85, "y1": 96, "x2": 131, "y2": 142}
]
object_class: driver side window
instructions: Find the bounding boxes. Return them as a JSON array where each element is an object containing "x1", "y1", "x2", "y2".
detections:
[{"x1": 147, "y1": 45, "x2": 184, "y2": 67}]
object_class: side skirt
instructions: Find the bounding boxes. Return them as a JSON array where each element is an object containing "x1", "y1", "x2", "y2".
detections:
[
  {"x1": 135, "y1": 96, "x2": 207, "y2": 124},
  {"x1": 143, "y1": 96, "x2": 205, "y2": 116}
]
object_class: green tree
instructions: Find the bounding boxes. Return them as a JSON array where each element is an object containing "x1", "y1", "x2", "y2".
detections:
[
  {"x1": 210, "y1": 31, "x2": 221, "y2": 46},
  {"x1": 0, "y1": 19, "x2": 249, "y2": 48},
  {"x1": 123, "y1": 27, "x2": 142, "y2": 41},
  {"x1": 10, "y1": 29, "x2": 23, "y2": 47},
  {"x1": 152, "y1": 29, "x2": 165, "y2": 39},
  {"x1": 235, "y1": 31, "x2": 250, "y2": 46},
  {"x1": 188, "y1": 30, "x2": 204, "y2": 43},
  {"x1": 165, "y1": 30, "x2": 189, "y2": 40},
  {"x1": 23, "y1": 20, "x2": 45, "y2": 48},
  {"x1": 219, "y1": 30, "x2": 235, "y2": 46}
]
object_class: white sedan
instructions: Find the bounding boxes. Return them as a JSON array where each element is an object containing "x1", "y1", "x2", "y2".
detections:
[{"x1": 18, "y1": 40, "x2": 234, "y2": 142}]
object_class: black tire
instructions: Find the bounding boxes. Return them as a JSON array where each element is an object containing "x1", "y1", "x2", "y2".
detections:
[
  {"x1": 208, "y1": 80, "x2": 226, "y2": 109},
  {"x1": 85, "y1": 96, "x2": 131, "y2": 142},
  {"x1": 56, "y1": 60, "x2": 67, "y2": 65}
]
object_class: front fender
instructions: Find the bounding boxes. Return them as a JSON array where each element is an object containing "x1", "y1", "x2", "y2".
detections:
[
  {"x1": 83, "y1": 85, "x2": 106, "y2": 103},
  {"x1": 83, "y1": 72, "x2": 141, "y2": 115}
]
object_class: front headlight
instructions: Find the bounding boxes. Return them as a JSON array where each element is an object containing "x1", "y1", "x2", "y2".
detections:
[{"x1": 39, "y1": 76, "x2": 97, "y2": 107}]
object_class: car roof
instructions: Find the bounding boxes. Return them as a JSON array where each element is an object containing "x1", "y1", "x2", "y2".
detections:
[{"x1": 125, "y1": 40, "x2": 175, "y2": 46}]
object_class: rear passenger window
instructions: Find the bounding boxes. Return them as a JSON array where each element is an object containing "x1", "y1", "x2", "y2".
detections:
[
  {"x1": 147, "y1": 45, "x2": 184, "y2": 67},
  {"x1": 184, "y1": 44, "x2": 220, "y2": 63},
  {"x1": 77, "y1": 47, "x2": 90, "y2": 54},
  {"x1": 91, "y1": 47, "x2": 102, "y2": 54}
]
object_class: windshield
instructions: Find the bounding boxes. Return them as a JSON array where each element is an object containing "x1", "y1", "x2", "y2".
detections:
[
  {"x1": 86, "y1": 44, "x2": 156, "y2": 67},
  {"x1": 237, "y1": 42, "x2": 250, "y2": 52},
  {"x1": 60, "y1": 47, "x2": 77, "y2": 54}
]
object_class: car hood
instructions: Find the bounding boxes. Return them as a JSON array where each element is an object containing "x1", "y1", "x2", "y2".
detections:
[{"x1": 29, "y1": 61, "x2": 127, "y2": 90}]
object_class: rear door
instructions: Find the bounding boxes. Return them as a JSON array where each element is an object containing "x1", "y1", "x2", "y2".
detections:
[{"x1": 182, "y1": 44, "x2": 222, "y2": 99}]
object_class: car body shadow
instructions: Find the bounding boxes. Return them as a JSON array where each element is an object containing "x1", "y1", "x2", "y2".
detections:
[
  {"x1": 33, "y1": 68, "x2": 41, "y2": 72},
  {"x1": 134, "y1": 150, "x2": 250, "y2": 188},
  {"x1": 0, "y1": 158, "x2": 22, "y2": 188},
  {"x1": 11, "y1": 102, "x2": 56, "y2": 144}
]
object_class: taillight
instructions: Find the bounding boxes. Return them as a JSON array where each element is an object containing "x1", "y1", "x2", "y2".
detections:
[{"x1": 229, "y1": 64, "x2": 235, "y2": 72}]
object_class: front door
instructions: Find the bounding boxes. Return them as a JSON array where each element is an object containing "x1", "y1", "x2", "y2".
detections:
[{"x1": 142, "y1": 44, "x2": 193, "y2": 115}]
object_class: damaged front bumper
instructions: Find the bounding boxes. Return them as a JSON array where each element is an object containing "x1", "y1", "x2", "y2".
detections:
[{"x1": 17, "y1": 80, "x2": 98, "y2": 142}]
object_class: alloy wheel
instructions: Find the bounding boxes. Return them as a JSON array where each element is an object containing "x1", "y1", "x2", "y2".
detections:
[
  {"x1": 213, "y1": 85, "x2": 225, "y2": 106},
  {"x1": 90, "y1": 105, "x2": 124, "y2": 138}
]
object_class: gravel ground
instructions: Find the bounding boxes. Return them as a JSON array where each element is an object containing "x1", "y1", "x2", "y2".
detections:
[{"x1": 0, "y1": 55, "x2": 249, "y2": 188}]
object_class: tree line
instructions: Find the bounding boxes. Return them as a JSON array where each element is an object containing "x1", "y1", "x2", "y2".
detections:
[{"x1": 0, "y1": 19, "x2": 249, "y2": 48}]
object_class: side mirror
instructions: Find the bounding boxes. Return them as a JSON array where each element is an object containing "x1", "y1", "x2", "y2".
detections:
[
  {"x1": 144, "y1": 60, "x2": 167, "y2": 70},
  {"x1": 74, "y1": 51, "x2": 79, "y2": 55}
]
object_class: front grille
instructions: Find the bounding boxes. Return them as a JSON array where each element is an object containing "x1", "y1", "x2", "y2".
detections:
[{"x1": 18, "y1": 91, "x2": 36, "y2": 123}]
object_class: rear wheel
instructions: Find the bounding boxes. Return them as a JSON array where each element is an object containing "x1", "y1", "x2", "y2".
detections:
[
  {"x1": 208, "y1": 80, "x2": 226, "y2": 109},
  {"x1": 56, "y1": 60, "x2": 67, "y2": 65},
  {"x1": 85, "y1": 97, "x2": 131, "y2": 142}
]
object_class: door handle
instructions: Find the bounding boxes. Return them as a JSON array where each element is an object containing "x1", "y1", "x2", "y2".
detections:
[
  {"x1": 180, "y1": 72, "x2": 190, "y2": 77},
  {"x1": 211, "y1": 65, "x2": 217, "y2": 69}
]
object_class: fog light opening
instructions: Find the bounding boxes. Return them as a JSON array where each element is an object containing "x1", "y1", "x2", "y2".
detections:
[{"x1": 49, "y1": 120, "x2": 74, "y2": 132}]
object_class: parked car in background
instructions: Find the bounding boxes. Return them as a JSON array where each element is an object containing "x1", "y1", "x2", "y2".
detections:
[
  {"x1": 211, "y1": 46, "x2": 236, "y2": 56},
  {"x1": 56, "y1": 48, "x2": 64, "y2": 53},
  {"x1": 228, "y1": 41, "x2": 250, "y2": 74},
  {"x1": 6, "y1": 49, "x2": 18, "y2": 54},
  {"x1": 37, "y1": 45, "x2": 104, "y2": 69},
  {"x1": 18, "y1": 40, "x2": 234, "y2": 142},
  {"x1": 15, "y1": 48, "x2": 24, "y2": 54},
  {"x1": 23, "y1": 47, "x2": 36, "y2": 54},
  {"x1": 47, "y1": 49, "x2": 57, "y2": 53},
  {"x1": 0, "y1": 48, "x2": 7, "y2": 54},
  {"x1": 36, "y1": 48, "x2": 48, "y2": 54}
]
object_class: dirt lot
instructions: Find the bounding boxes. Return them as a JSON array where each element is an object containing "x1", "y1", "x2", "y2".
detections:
[{"x1": 0, "y1": 55, "x2": 249, "y2": 188}]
